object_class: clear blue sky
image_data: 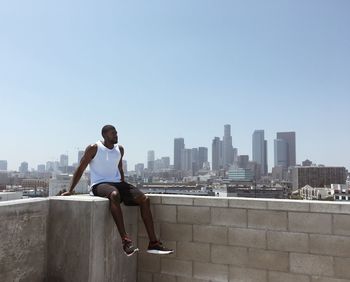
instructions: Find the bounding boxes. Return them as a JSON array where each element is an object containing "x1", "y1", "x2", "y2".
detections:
[{"x1": 1, "y1": 0, "x2": 349, "y2": 171}]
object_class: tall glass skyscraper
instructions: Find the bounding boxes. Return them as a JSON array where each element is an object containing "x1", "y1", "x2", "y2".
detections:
[
  {"x1": 174, "y1": 138, "x2": 185, "y2": 170},
  {"x1": 212, "y1": 137, "x2": 222, "y2": 171},
  {"x1": 147, "y1": 150, "x2": 155, "y2": 171},
  {"x1": 198, "y1": 147, "x2": 208, "y2": 170},
  {"x1": 274, "y1": 139, "x2": 289, "y2": 168},
  {"x1": 223, "y1": 124, "x2": 234, "y2": 168},
  {"x1": 276, "y1": 132, "x2": 296, "y2": 167},
  {"x1": 252, "y1": 130, "x2": 268, "y2": 175}
]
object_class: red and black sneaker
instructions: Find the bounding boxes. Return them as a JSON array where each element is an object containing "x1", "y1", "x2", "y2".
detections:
[
  {"x1": 147, "y1": 241, "x2": 174, "y2": 255},
  {"x1": 122, "y1": 236, "x2": 139, "y2": 256}
]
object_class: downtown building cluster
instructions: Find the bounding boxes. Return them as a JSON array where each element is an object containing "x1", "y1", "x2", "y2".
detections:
[{"x1": 0, "y1": 124, "x2": 349, "y2": 201}]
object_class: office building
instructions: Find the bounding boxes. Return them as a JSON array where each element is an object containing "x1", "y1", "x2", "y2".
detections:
[
  {"x1": 19, "y1": 162, "x2": 29, "y2": 173},
  {"x1": 212, "y1": 137, "x2": 222, "y2": 171},
  {"x1": 291, "y1": 166, "x2": 347, "y2": 190},
  {"x1": 274, "y1": 139, "x2": 289, "y2": 168},
  {"x1": 0, "y1": 160, "x2": 7, "y2": 171},
  {"x1": 135, "y1": 163, "x2": 144, "y2": 177},
  {"x1": 174, "y1": 138, "x2": 185, "y2": 170},
  {"x1": 181, "y1": 149, "x2": 193, "y2": 173},
  {"x1": 60, "y1": 154, "x2": 69, "y2": 167},
  {"x1": 227, "y1": 167, "x2": 254, "y2": 181},
  {"x1": 198, "y1": 147, "x2": 208, "y2": 170},
  {"x1": 252, "y1": 130, "x2": 268, "y2": 175},
  {"x1": 147, "y1": 150, "x2": 155, "y2": 171},
  {"x1": 237, "y1": 155, "x2": 249, "y2": 169},
  {"x1": 162, "y1": 157, "x2": 170, "y2": 169},
  {"x1": 49, "y1": 174, "x2": 89, "y2": 196},
  {"x1": 276, "y1": 132, "x2": 296, "y2": 167},
  {"x1": 223, "y1": 124, "x2": 234, "y2": 168}
]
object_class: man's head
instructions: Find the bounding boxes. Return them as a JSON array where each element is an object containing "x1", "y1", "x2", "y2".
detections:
[{"x1": 101, "y1": 125, "x2": 118, "y2": 144}]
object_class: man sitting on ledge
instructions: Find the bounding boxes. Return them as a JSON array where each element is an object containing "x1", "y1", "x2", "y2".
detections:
[{"x1": 62, "y1": 124, "x2": 174, "y2": 256}]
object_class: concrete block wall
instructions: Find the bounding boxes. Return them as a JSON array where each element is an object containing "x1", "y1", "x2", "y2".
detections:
[
  {"x1": 138, "y1": 195, "x2": 350, "y2": 282},
  {"x1": 2, "y1": 194, "x2": 350, "y2": 282},
  {"x1": 48, "y1": 195, "x2": 139, "y2": 282},
  {"x1": 0, "y1": 198, "x2": 49, "y2": 282},
  {"x1": 0, "y1": 195, "x2": 139, "y2": 282}
]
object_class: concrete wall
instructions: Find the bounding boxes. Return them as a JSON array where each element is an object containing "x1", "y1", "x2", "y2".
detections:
[
  {"x1": 138, "y1": 195, "x2": 350, "y2": 282},
  {"x1": 48, "y1": 195, "x2": 138, "y2": 282},
  {"x1": 0, "y1": 198, "x2": 49, "y2": 282},
  {"x1": 2, "y1": 195, "x2": 350, "y2": 282},
  {"x1": 0, "y1": 195, "x2": 138, "y2": 282}
]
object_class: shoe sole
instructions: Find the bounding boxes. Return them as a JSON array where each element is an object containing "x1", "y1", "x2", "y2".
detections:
[
  {"x1": 147, "y1": 249, "x2": 174, "y2": 255},
  {"x1": 124, "y1": 247, "x2": 139, "y2": 257}
]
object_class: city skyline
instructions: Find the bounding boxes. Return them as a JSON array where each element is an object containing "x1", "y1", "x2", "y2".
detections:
[
  {"x1": 1, "y1": 126, "x2": 348, "y2": 173},
  {"x1": 1, "y1": 1, "x2": 349, "y2": 171}
]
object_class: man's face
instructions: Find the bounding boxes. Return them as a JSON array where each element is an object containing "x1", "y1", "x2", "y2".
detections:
[{"x1": 105, "y1": 128, "x2": 118, "y2": 144}]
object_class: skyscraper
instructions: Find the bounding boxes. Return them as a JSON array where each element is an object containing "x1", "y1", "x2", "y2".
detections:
[
  {"x1": 237, "y1": 155, "x2": 249, "y2": 169},
  {"x1": 135, "y1": 163, "x2": 144, "y2": 177},
  {"x1": 274, "y1": 139, "x2": 288, "y2": 168},
  {"x1": 276, "y1": 132, "x2": 296, "y2": 167},
  {"x1": 174, "y1": 138, "x2": 185, "y2": 170},
  {"x1": 147, "y1": 150, "x2": 155, "y2": 171},
  {"x1": 60, "y1": 154, "x2": 69, "y2": 167},
  {"x1": 198, "y1": 147, "x2": 208, "y2": 170},
  {"x1": 252, "y1": 130, "x2": 268, "y2": 175},
  {"x1": 191, "y1": 148, "x2": 199, "y2": 174},
  {"x1": 19, "y1": 162, "x2": 29, "y2": 173},
  {"x1": 212, "y1": 137, "x2": 222, "y2": 171},
  {"x1": 223, "y1": 124, "x2": 234, "y2": 167},
  {"x1": 181, "y1": 149, "x2": 193, "y2": 172},
  {"x1": 0, "y1": 160, "x2": 7, "y2": 171},
  {"x1": 161, "y1": 157, "x2": 170, "y2": 169}
]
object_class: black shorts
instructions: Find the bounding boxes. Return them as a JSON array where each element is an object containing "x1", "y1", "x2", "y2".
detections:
[{"x1": 91, "y1": 182, "x2": 144, "y2": 206}]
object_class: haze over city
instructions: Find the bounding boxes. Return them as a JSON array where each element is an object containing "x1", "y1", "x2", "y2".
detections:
[{"x1": 1, "y1": 0, "x2": 349, "y2": 171}]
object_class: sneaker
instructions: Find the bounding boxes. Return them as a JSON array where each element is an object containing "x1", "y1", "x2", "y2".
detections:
[
  {"x1": 122, "y1": 236, "x2": 139, "y2": 256},
  {"x1": 147, "y1": 241, "x2": 174, "y2": 255}
]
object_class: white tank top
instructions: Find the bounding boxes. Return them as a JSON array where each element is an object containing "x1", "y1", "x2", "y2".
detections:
[{"x1": 89, "y1": 140, "x2": 122, "y2": 188}]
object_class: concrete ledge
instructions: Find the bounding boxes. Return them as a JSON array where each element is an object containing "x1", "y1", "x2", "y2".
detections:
[
  {"x1": 48, "y1": 195, "x2": 138, "y2": 282},
  {"x1": 142, "y1": 194, "x2": 350, "y2": 282},
  {"x1": 0, "y1": 198, "x2": 49, "y2": 282},
  {"x1": 0, "y1": 195, "x2": 138, "y2": 282},
  {"x1": 3, "y1": 194, "x2": 350, "y2": 282}
]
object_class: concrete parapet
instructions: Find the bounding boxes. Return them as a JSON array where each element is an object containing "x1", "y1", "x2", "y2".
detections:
[
  {"x1": 0, "y1": 198, "x2": 49, "y2": 282},
  {"x1": 3, "y1": 195, "x2": 350, "y2": 281},
  {"x1": 140, "y1": 195, "x2": 350, "y2": 282},
  {"x1": 0, "y1": 195, "x2": 138, "y2": 282}
]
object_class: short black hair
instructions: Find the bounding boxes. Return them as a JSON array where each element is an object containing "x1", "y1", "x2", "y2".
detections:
[{"x1": 101, "y1": 125, "x2": 116, "y2": 137}]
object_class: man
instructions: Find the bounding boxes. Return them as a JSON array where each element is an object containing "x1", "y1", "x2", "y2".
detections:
[{"x1": 62, "y1": 125, "x2": 173, "y2": 256}]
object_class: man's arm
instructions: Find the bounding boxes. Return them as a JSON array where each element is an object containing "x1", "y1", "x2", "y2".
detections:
[
  {"x1": 118, "y1": 145, "x2": 125, "y2": 182},
  {"x1": 61, "y1": 144, "x2": 97, "y2": 196}
]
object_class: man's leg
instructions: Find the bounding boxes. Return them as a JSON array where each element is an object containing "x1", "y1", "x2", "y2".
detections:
[
  {"x1": 93, "y1": 183, "x2": 128, "y2": 238},
  {"x1": 122, "y1": 183, "x2": 174, "y2": 254},
  {"x1": 109, "y1": 190, "x2": 127, "y2": 238},
  {"x1": 136, "y1": 195, "x2": 157, "y2": 242},
  {"x1": 92, "y1": 183, "x2": 139, "y2": 256}
]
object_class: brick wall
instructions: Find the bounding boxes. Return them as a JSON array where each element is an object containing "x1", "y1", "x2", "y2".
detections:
[{"x1": 137, "y1": 195, "x2": 350, "y2": 282}]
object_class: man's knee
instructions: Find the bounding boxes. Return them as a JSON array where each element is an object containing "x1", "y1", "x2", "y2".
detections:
[
  {"x1": 109, "y1": 191, "x2": 120, "y2": 202},
  {"x1": 138, "y1": 194, "x2": 149, "y2": 205}
]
